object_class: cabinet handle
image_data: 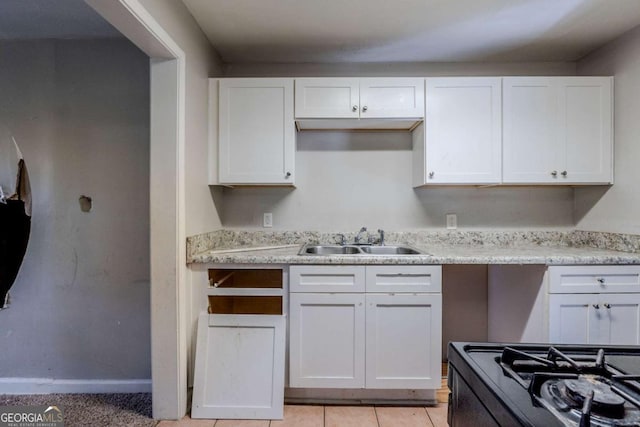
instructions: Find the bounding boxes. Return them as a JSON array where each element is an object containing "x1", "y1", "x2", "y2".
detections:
[
  {"x1": 285, "y1": 172, "x2": 291, "y2": 179},
  {"x1": 551, "y1": 171, "x2": 558, "y2": 177},
  {"x1": 593, "y1": 303, "x2": 600, "y2": 309},
  {"x1": 597, "y1": 278, "x2": 605, "y2": 284},
  {"x1": 604, "y1": 303, "x2": 611, "y2": 309},
  {"x1": 561, "y1": 171, "x2": 567, "y2": 177},
  {"x1": 428, "y1": 171, "x2": 435, "y2": 179},
  {"x1": 352, "y1": 105, "x2": 358, "y2": 112},
  {"x1": 362, "y1": 106, "x2": 368, "y2": 112}
]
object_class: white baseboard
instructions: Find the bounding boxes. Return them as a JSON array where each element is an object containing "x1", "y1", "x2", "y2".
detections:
[{"x1": 0, "y1": 378, "x2": 152, "y2": 394}]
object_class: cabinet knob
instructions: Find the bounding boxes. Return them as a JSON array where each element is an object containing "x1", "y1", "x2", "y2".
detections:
[
  {"x1": 352, "y1": 105, "x2": 358, "y2": 112},
  {"x1": 362, "y1": 106, "x2": 368, "y2": 112},
  {"x1": 551, "y1": 171, "x2": 558, "y2": 177},
  {"x1": 285, "y1": 172, "x2": 291, "y2": 178},
  {"x1": 561, "y1": 171, "x2": 568, "y2": 177},
  {"x1": 428, "y1": 171, "x2": 435, "y2": 179},
  {"x1": 597, "y1": 278, "x2": 605, "y2": 284},
  {"x1": 593, "y1": 303, "x2": 600, "y2": 309},
  {"x1": 604, "y1": 303, "x2": 611, "y2": 309}
]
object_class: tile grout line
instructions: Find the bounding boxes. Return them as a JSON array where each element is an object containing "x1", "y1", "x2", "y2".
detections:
[
  {"x1": 373, "y1": 406, "x2": 381, "y2": 427},
  {"x1": 323, "y1": 405, "x2": 325, "y2": 427},
  {"x1": 423, "y1": 406, "x2": 435, "y2": 427}
]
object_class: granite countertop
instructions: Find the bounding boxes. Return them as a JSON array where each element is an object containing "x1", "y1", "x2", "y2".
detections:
[{"x1": 188, "y1": 242, "x2": 640, "y2": 265}]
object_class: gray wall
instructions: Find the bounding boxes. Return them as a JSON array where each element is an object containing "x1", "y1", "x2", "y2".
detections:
[
  {"x1": 218, "y1": 61, "x2": 577, "y2": 231},
  {"x1": 575, "y1": 25, "x2": 640, "y2": 235},
  {"x1": 0, "y1": 39, "x2": 150, "y2": 380}
]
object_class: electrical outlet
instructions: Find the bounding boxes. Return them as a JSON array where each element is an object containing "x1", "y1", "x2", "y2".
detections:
[
  {"x1": 446, "y1": 213, "x2": 457, "y2": 230},
  {"x1": 263, "y1": 212, "x2": 273, "y2": 228}
]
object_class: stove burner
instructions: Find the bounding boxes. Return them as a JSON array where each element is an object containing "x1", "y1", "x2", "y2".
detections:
[
  {"x1": 500, "y1": 346, "x2": 640, "y2": 426},
  {"x1": 563, "y1": 376, "x2": 626, "y2": 419}
]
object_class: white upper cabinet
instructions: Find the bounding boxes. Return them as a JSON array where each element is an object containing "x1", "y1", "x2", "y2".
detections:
[
  {"x1": 294, "y1": 78, "x2": 360, "y2": 119},
  {"x1": 217, "y1": 78, "x2": 295, "y2": 185},
  {"x1": 562, "y1": 77, "x2": 613, "y2": 184},
  {"x1": 503, "y1": 77, "x2": 613, "y2": 184},
  {"x1": 295, "y1": 78, "x2": 424, "y2": 129},
  {"x1": 359, "y1": 78, "x2": 425, "y2": 119},
  {"x1": 416, "y1": 77, "x2": 502, "y2": 185}
]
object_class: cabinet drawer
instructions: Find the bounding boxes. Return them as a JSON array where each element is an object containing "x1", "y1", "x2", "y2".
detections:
[
  {"x1": 208, "y1": 268, "x2": 282, "y2": 289},
  {"x1": 366, "y1": 266, "x2": 442, "y2": 293},
  {"x1": 290, "y1": 265, "x2": 365, "y2": 293},
  {"x1": 208, "y1": 295, "x2": 282, "y2": 315},
  {"x1": 548, "y1": 266, "x2": 640, "y2": 294}
]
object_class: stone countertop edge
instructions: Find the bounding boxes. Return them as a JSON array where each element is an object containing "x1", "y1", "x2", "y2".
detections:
[
  {"x1": 188, "y1": 245, "x2": 640, "y2": 265},
  {"x1": 186, "y1": 229, "x2": 640, "y2": 265}
]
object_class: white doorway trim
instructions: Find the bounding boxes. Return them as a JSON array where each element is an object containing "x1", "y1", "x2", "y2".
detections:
[{"x1": 85, "y1": 0, "x2": 187, "y2": 420}]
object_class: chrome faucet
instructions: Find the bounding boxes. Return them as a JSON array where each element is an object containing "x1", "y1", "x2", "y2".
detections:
[
  {"x1": 377, "y1": 229, "x2": 385, "y2": 246},
  {"x1": 354, "y1": 227, "x2": 367, "y2": 244}
]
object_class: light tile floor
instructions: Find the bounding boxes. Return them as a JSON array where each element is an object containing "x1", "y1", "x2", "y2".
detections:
[{"x1": 156, "y1": 404, "x2": 449, "y2": 427}]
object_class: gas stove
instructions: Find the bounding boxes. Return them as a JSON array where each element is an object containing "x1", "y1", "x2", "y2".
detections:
[{"x1": 448, "y1": 343, "x2": 640, "y2": 427}]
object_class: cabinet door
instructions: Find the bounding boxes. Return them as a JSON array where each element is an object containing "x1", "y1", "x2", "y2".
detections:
[
  {"x1": 549, "y1": 294, "x2": 640, "y2": 345},
  {"x1": 549, "y1": 294, "x2": 592, "y2": 344},
  {"x1": 503, "y1": 77, "x2": 560, "y2": 183},
  {"x1": 289, "y1": 293, "x2": 365, "y2": 388},
  {"x1": 192, "y1": 313, "x2": 285, "y2": 419},
  {"x1": 594, "y1": 294, "x2": 640, "y2": 345},
  {"x1": 560, "y1": 77, "x2": 613, "y2": 184},
  {"x1": 295, "y1": 78, "x2": 360, "y2": 118},
  {"x1": 218, "y1": 78, "x2": 295, "y2": 184},
  {"x1": 359, "y1": 78, "x2": 424, "y2": 118},
  {"x1": 424, "y1": 77, "x2": 502, "y2": 184},
  {"x1": 365, "y1": 293, "x2": 442, "y2": 389}
]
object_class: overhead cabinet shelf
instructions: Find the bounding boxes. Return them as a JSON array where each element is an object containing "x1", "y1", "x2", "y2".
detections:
[{"x1": 294, "y1": 78, "x2": 425, "y2": 130}]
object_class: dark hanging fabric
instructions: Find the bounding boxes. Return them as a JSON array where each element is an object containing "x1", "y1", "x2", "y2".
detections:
[{"x1": 0, "y1": 159, "x2": 31, "y2": 308}]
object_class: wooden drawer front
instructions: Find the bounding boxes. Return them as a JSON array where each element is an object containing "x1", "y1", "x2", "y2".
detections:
[
  {"x1": 549, "y1": 266, "x2": 640, "y2": 294},
  {"x1": 290, "y1": 266, "x2": 365, "y2": 293},
  {"x1": 208, "y1": 268, "x2": 282, "y2": 289},
  {"x1": 208, "y1": 295, "x2": 282, "y2": 315},
  {"x1": 366, "y1": 266, "x2": 442, "y2": 293}
]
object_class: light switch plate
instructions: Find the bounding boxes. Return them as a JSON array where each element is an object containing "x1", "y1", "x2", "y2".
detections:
[
  {"x1": 263, "y1": 212, "x2": 273, "y2": 228},
  {"x1": 446, "y1": 213, "x2": 457, "y2": 230}
]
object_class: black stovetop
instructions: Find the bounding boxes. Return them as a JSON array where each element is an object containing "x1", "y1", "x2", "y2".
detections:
[{"x1": 448, "y1": 342, "x2": 640, "y2": 427}]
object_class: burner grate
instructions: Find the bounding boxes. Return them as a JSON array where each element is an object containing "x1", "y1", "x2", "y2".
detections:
[{"x1": 500, "y1": 346, "x2": 640, "y2": 427}]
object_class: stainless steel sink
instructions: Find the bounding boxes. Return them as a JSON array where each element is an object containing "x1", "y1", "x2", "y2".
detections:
[
  {"x1": 298, "y1": 244, "x2": 424, "y2": 256},
  {"x1": 359, "y1": 245, "x2": 422, "y2": 255},
  {"x1": 300, "y1": 245, "x2": 362, "y2": 255}
]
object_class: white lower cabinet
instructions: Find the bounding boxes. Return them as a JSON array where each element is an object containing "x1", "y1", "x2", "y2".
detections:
[
  {"x1": 548, "y1": 265, "x2": 640, "y2": 345},
  {"x1": 289, "y1": 293, "x2": 365, "y2": 388},
  {"x1": 549, "y1": 294, "x2": 640, "y2": 345},
  {"x1": 289, "y1": 265, "x2": 442, "y2": 390},
  {"x1": 365, "y1": 293, "x2": 442, "y2": 389}
]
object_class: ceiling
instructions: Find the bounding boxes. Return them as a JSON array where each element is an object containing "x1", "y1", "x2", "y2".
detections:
[
  {"x1": 0, "y1": 0, "x2": 121, "y2": 40},
  {"x1": 182, "y1": 0, "x2": 640, "y2": 63},
  {"x1": 1, "y1": 0, "x2": 639, "y2": 64}
]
